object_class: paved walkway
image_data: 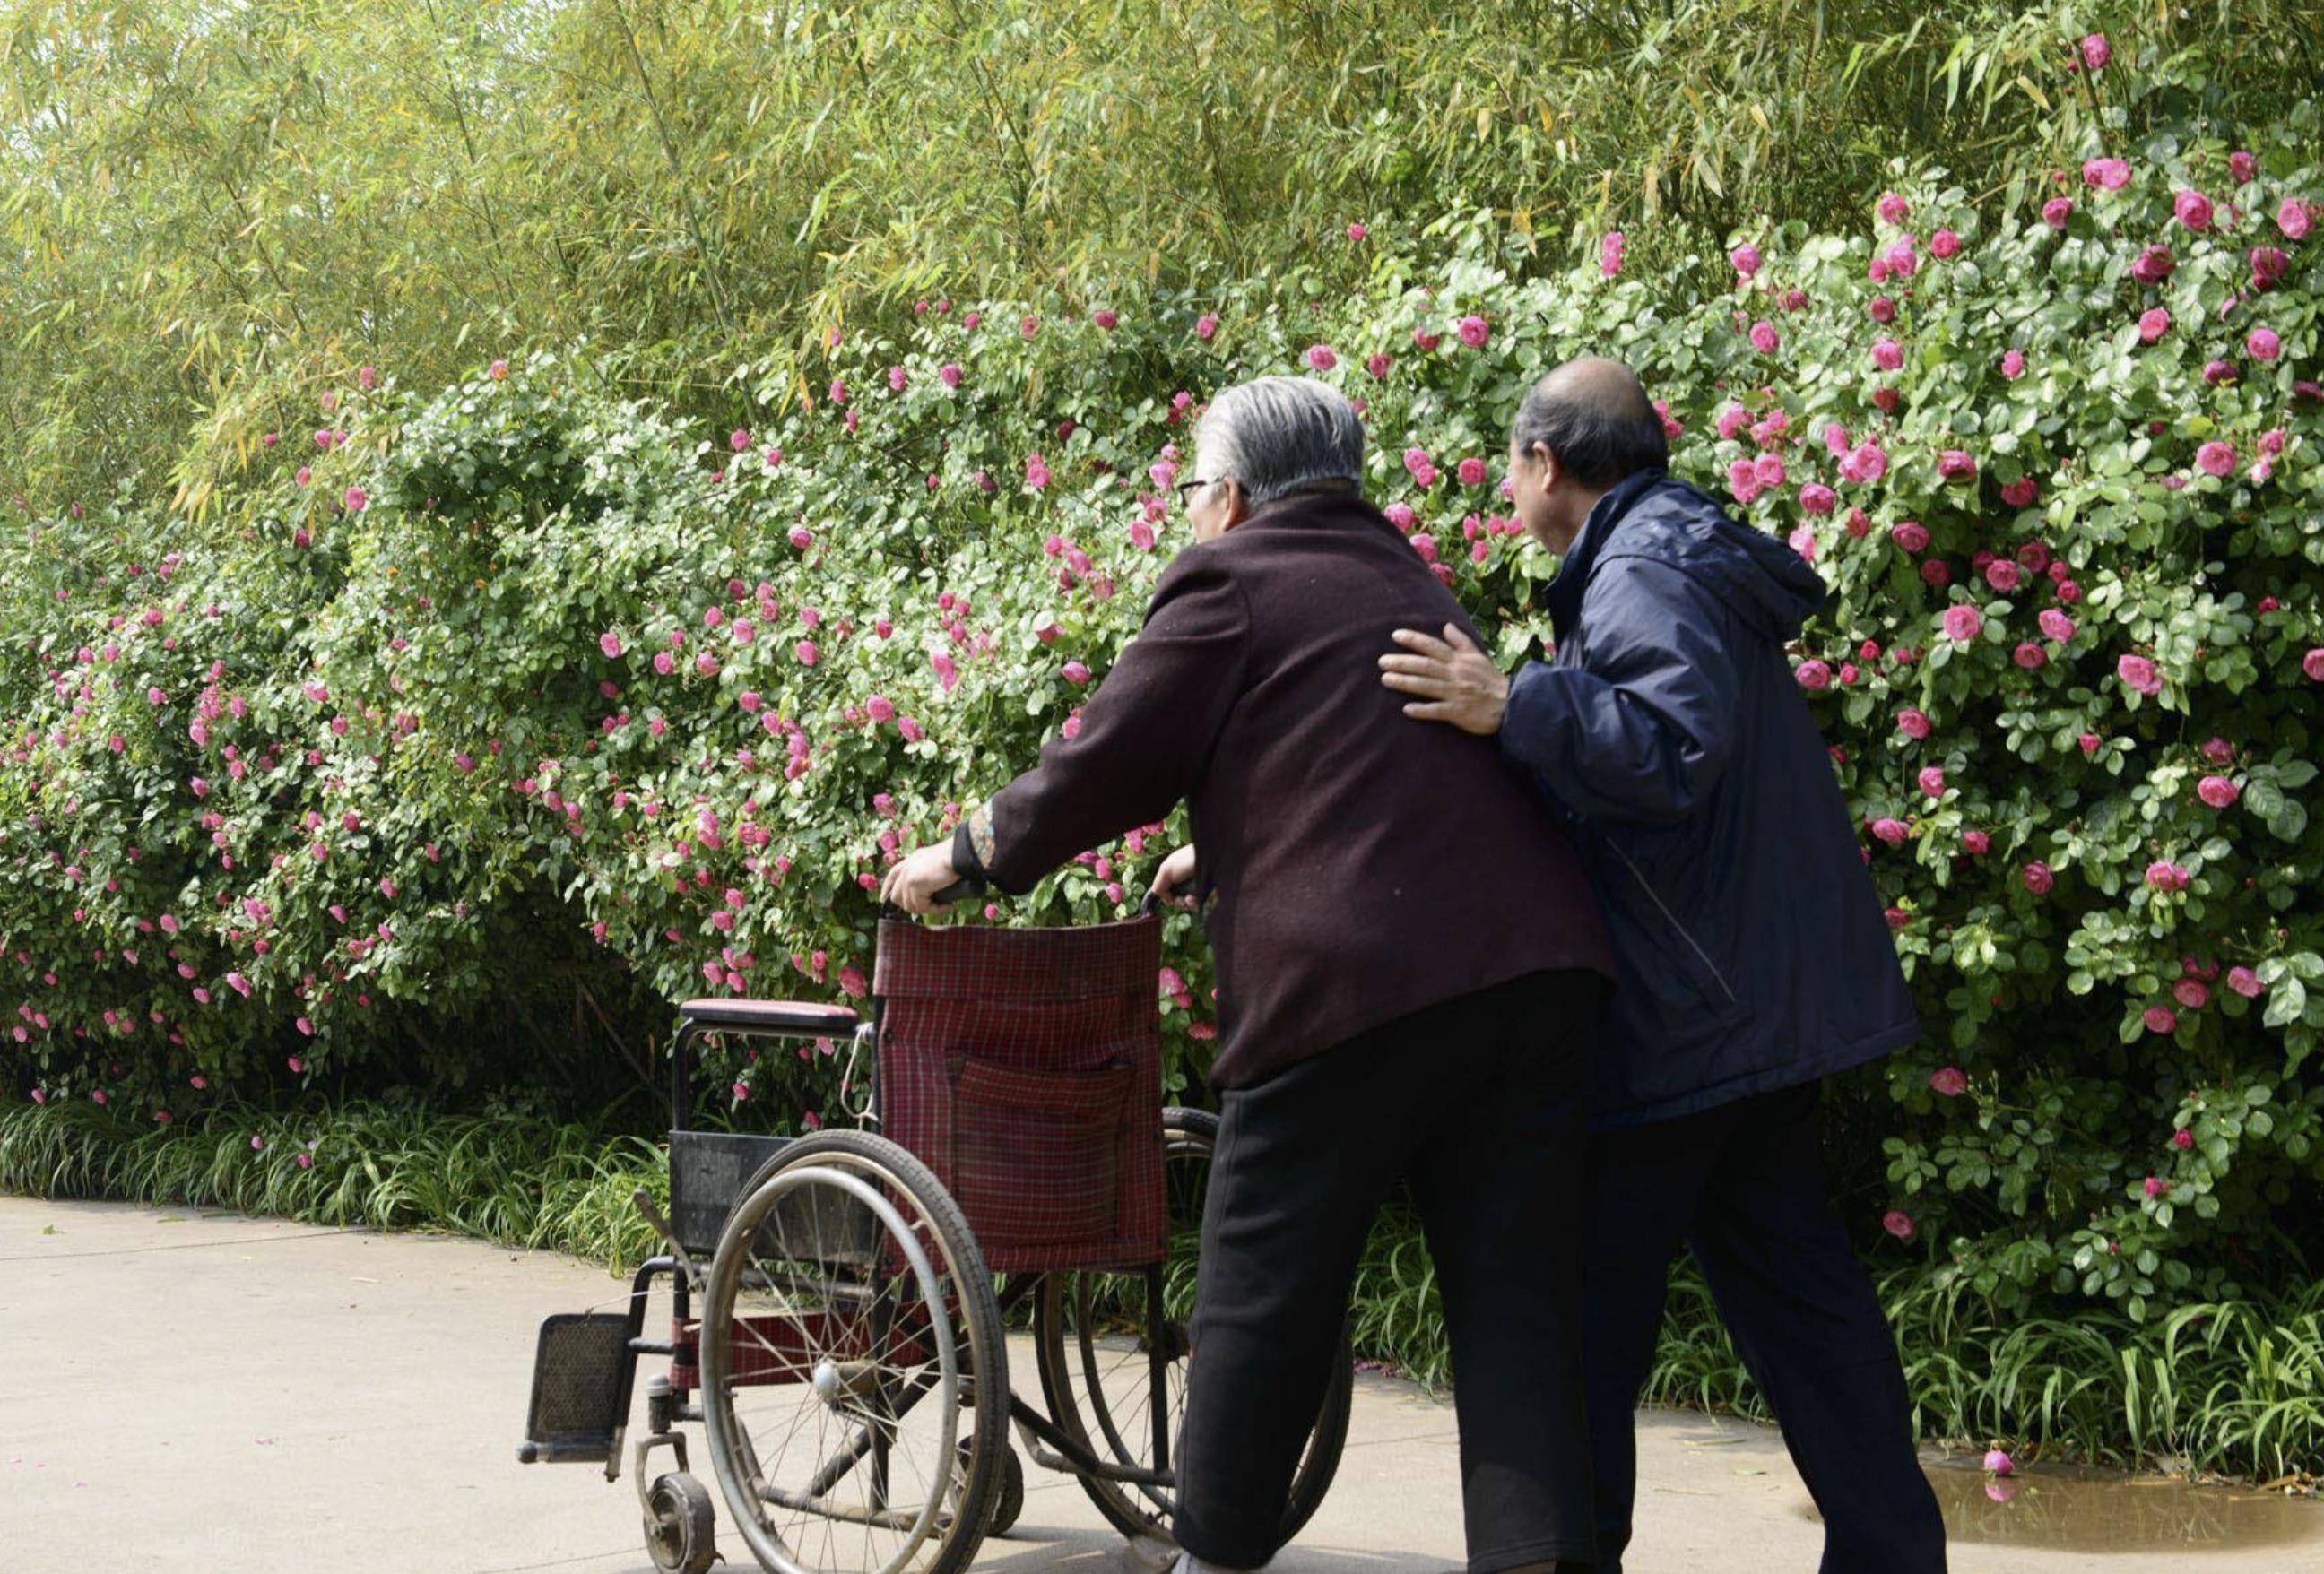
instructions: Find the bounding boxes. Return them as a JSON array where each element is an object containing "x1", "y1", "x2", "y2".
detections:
[{"x1": 4, "y1": 1198, "x2": 2319, "y2": 1573}]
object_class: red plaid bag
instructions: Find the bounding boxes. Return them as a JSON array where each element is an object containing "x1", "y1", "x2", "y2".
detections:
[{"x1": 872, "y1": 913, "x2": 1166, "y2": 1274}]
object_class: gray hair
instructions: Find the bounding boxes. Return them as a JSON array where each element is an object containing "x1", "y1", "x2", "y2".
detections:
[{"x1": 1194, "y1": 376, "x2": 1366, "y2": 509}]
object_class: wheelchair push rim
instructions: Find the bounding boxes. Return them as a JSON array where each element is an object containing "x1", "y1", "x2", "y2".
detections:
[{"x1": 698, "y1": 1136, "x2": 1004, "y2": 1574}]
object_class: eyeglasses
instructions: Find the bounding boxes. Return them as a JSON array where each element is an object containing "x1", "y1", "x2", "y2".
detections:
[{"x1": 1174, "y1": 477, "x2": 1221, "y2": 505}]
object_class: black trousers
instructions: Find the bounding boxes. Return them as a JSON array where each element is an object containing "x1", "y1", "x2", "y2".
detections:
[
  {"x1": 1174, "y1": 968, "x2": 1607, "y2": 1572},
  {"x1": 1582, "y1": 1081, "x2": 1947, "y2": 1574}
]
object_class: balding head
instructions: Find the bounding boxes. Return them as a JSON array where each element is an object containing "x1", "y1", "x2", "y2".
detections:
[{"x1": 1511, "y1": 357, "x2": 1668, "y2": 489}]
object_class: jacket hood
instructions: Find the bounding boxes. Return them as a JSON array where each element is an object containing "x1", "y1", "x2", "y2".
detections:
[{"x1": 1588, "y1": 472, "x2": 1829, "y2": 644}]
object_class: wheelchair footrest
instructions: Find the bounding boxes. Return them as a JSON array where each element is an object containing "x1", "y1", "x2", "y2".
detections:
[{"x1": 520, "y1": 1312, "x2": 631, "y2": 1464}]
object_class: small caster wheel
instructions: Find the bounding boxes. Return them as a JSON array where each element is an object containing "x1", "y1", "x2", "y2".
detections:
[
  {"x1": 643, "y1": 1470, "x2": 718, "y2": 1574},
  {"x1": 987, "y1": 1444, "x2": 1027, "y2": 1536}
]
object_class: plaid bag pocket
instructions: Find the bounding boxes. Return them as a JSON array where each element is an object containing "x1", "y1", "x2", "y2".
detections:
[{"x1": 950, "y1": 1056, "x2": 1134, "y2": 1249}]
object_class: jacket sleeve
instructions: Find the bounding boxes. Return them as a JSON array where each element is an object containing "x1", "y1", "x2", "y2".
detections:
[
  {"x1": 1498, "y1": 558, "x2": 1738, "y2": 826},
  {"x1": 975, "y1": 551, "x2": 1249, "y2": 894}
]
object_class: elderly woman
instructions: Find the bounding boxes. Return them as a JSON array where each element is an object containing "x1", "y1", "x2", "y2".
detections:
[{"x1": 881, "y1": 376, "x2": 1612, "y2": 1574}]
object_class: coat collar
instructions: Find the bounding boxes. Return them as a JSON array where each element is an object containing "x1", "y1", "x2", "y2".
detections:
[{"x1": 1542, "y1": 466, "x2": 1668, "y2": 644}]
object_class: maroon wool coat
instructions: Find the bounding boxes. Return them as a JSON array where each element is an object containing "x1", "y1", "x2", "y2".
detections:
[{"x1": 973, "y1": 491, "x2": 1613, "y2": 1090}]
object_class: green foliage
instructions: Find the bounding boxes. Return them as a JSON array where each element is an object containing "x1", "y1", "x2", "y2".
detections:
[
  {"x1": 11, "y1": 99, "x2": 2322, "y2": 1333},
  {"x1": 8, "y1": 0, "x2": 2323, "y2": 509},
  {"x1": 0, "y1": 1094, "x2": 669, "y2": 1269}
]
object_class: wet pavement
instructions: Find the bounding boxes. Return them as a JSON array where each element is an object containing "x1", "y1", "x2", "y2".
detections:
[
  {"x1": 1921, "y1": 1460, "x2": 2324, "y2": 1554},
  {"x1": 4, "y1": 1198, "x2": 2321, "y2": 1572}
]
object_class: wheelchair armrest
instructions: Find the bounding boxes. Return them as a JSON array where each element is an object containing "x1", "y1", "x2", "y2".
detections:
[{"x1": 676, "y1": 999, "x2": 863, "y2": 1038}]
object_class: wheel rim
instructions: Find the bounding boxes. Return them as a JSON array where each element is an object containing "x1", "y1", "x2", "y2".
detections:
[{"x1": 701, "y1": 1162, "x2": 959, "y2": 1574}]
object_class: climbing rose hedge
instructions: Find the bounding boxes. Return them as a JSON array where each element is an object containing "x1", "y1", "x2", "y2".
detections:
[{"x1": 4, "y1": 106, "x2": 2322, "y2": 1326}]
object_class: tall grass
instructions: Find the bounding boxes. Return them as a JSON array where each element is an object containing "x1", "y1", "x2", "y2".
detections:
[
  {"x1": 1342, "y1": 1199, "x2": 2324, "y2": 1482},
  {"x1": 7, "y1": 1099, "x2": 2321, "y2": 1479},
  {"x1": 0, "y1": 1096, "x2": 667, "y2": 1271}
]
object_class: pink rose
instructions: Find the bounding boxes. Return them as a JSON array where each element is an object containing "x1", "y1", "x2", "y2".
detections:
[
  {"x1": 2042, "y1": 196, "x2": 2074, "y2": 229},
  {"x1": 1871, "y1": 817, "x2": 1909, "y2": 847},
  {"x1": 1938, "y1": 450, "x2": 1977, "y2": 483},
  {"x1": 2000, "y1": 349, "x2": 2026, "y2": 379},
  {"x1": 1891, "y1": 522, "x2": 1929, "y2": 553},
  {"x1": 2080, "y1": 33, "x2": 2110, "y2": 70},
  {"x1": 1999, "y1": 479, "x2": 2037, "y2": 509},
  {"x1": 599, "y1": 631, "x2": 623, "y2": 659},
  {"x1": 2082, "y1": 159, "x2": 2130, "y2": 191},
  {"x1": 2196, "y1": 441, "x2": 2236, "y2": 478},
  {"x1": 1062, "y1": 660, "x2": 1092, "y2": 686},
  {"x1": 2146, "y1": 861, "x2": 2189, "y2": 892},
  {"x1": 1195, "y1": 312, "x2": 1219, "y2": 341},
  {"x1": 1730, "y1": 243, "x2": 1763, "y2": 278},
  {"x1": 1883, "y1": 1210, "x2": 1917, "y2": 1242},
  {"x1": 2038, "y1": 609, "x2": 2077, "y2": 643},
  {"x1": 2012, "y1": 642, "x2": 2047, "y2": 670},
  {"x1": 2278, "y1": 199, "x2": 2311, "y2": 241},
  {"x1": 1930, "y1": 1067, "x2": 1968, "y2": 1097},
  {"x1": 1457, "y1": 457, "x2": 1488, "y2": 488},
  {"x1": 2227, "y1": 966, "x2": 2264, "y2": 999},
  {"x1": 2248, "y1": 327, "x2": 2282, "y2": 361},
  {"x1": 1942, "y1": 606, "x2": 1982, "y2": 643},
  {"x1": 2198, "y1": 775, "x2": 2241, "y2": 809},
  {"x1": 1799, "y1": 483, "x2": 1836, "y2": 516},
  {"x1": 1025, "y1": 453, "x2": 1052, "y2": 489},
  {"x1": 1600, "y1": 233, "x2": 1626, "y2": 277},
  {"x1": 1931, "y1": 229, "x2": 1961, "y2": 259},
  {"x1": 1895, "y1": 708, "x2": 1933, "y2": 739},
  {"x1": 2143, "y1": 1175, "x2": 2167, "y2": 1198},
  {"x1": 2174, "y1": 190, "x2": 2214, "y2": 231},
  {"x1": 1304, "y1": 344, "x2": 1338, "y2": 371},
  {"x1": 2174, "y1": 978, "x2": 2211, "y2": 1010},
  {"x1": 1985, "y1": 1449, "x2": 2016, "y2": 1477},
  {"x1": 1749, "y1": 320, "x2": 1781, "y2": 354},
  {"x1": 1917, "y1": 766, "x2": 1947, "y2": 798},
  {"x1": 1876, "y1": 191, "x2": 1909, "y2": 226},
  {"x1": 2117, "y1": 653, "x2": 2162, "y2": 695},
  {"x1": 2138, "y1": 307, "x2": 2171, "y2": 342},
  {"x1": 2304, "y1": 648, "x2": 2324, "y2": 681},
  {"x1": 1795, "y1": 660, "x2": 1832, "y2": 691},
  {"x1": 2021, "y1": 861, "x2": 2054, "y2": 895},
  {"x1": 2131, "y1": 244, "x2": 2174, "y2": 283},
  {"x1": 1962, "y1": 829, "x2": 1990, "y2": 855},
  {"x1": 2145, "y1": 1006, "x2": 2179, "y2": 1035},
  {"x1": 794, "y1": 640, "x2": 819, "y2": 667},
  {"x1": 1457, "y1": 315, "x2": 1491, "y2": 349}
]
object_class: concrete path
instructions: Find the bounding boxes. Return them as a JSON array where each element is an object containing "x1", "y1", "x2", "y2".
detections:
[{"x1": 4, "y1": 1198, "x2": 2319, "y2": 1573}]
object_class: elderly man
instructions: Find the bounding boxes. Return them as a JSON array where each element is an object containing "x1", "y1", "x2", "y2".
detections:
[
  {"x1": 1380, "y1": 358, "x2": 1947, "y2": 1574},
  {"x1": 882, "y1": 376, "x2": 1612, "y2": 1574}
]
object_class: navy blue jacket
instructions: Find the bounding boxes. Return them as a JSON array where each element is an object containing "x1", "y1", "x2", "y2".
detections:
[{"x1": 1500, "y1": 469, "x2": 1918, "y2": 1128}]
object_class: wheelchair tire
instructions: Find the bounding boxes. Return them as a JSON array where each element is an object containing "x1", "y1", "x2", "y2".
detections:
[
  {"x1": 700, "y1": 1129, "x2": 1008, "y2": 1574},
  {"x1": 1033, "y1": 1106, "x2": 1354, "y2": 1546},
  {"x1": 642, "y1": 1470, "x2": 718, "y2": 1574}
]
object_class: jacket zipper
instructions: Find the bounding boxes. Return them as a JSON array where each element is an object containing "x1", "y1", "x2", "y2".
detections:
[{"x1": 1600, "y1": 837, "x2": 1741, "y2": 1006}]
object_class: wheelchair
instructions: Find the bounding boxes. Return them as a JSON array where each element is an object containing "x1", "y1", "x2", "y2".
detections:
[{"x1": 520, "y1": 901, "x2": 1352, "y2": 1574}]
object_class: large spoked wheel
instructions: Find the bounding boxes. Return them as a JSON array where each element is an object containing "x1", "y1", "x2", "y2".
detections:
[
  {"x1": 1033, "y1": 1107, "x2": 1353, "y2": 1544},
  {"x1": 700, "y1": 1129, "x2": 1009, "y2": 1574}
]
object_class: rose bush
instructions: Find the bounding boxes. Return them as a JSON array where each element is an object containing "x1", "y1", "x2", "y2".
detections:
[{"x1": 4, "y1": 103, "x2": 2321, "y2": 1331}]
